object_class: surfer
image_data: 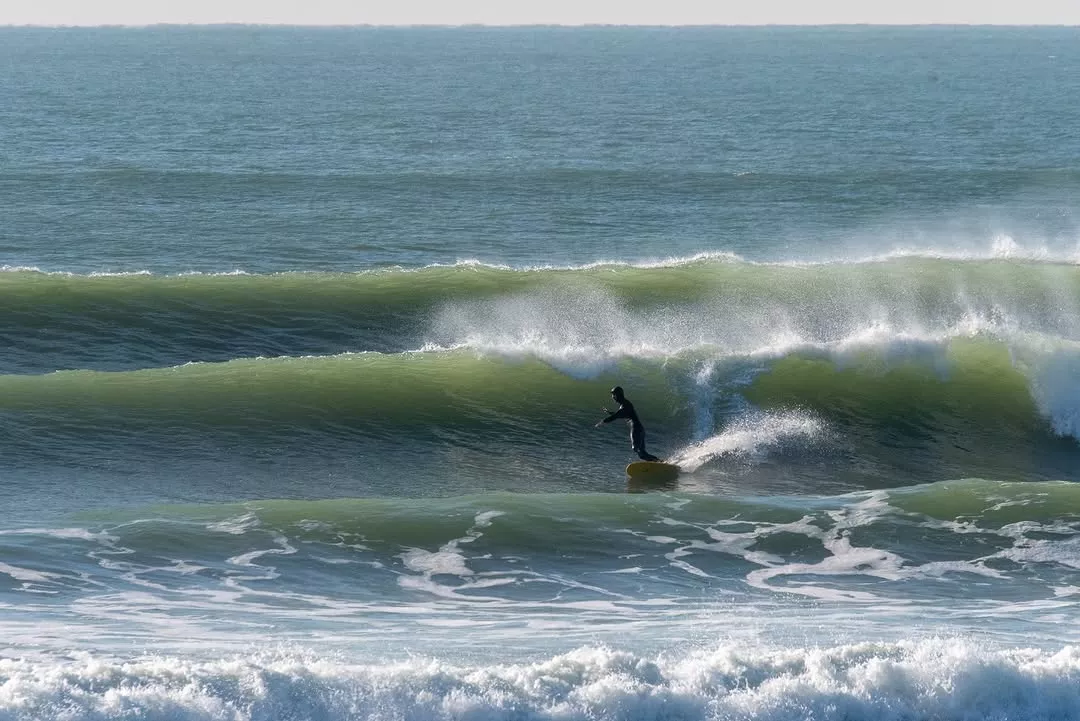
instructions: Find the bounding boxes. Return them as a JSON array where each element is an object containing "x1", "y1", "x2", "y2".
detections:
[{"x1": 595, "y1": 386, "x2": 661, "y2": 462}]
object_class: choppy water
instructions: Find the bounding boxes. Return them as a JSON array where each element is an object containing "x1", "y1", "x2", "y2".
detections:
[{"x1": 3, "y1": 24, "x2": 1080, "y2": 720}]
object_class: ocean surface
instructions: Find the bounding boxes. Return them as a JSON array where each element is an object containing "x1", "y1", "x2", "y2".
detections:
[{"x1": 3, "y1": 24, "x2": 1080, "y2": 720}]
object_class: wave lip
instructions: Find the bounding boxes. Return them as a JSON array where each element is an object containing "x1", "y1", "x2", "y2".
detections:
[{"x1": 7, "y1": 235, "x2": 1080, "y2": 276}]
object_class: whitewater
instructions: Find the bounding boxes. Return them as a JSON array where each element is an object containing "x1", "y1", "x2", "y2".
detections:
[{"x1": 4, "y1": 24, "x2": 1080, "y2": 721}]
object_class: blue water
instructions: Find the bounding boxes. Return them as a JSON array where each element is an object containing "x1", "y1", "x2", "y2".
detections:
[{"x1": 3, "y1": 25, "x2": 1080, "y2": 720}]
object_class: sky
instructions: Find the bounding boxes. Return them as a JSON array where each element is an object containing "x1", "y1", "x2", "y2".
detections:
[{"x1": 3, "y1": 0, "x2": 1080, "y2": 26}]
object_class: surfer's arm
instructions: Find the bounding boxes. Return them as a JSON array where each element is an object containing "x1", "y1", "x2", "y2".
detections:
[{"x1": 595, "y1": 407, "x2": 629, "y2": 426}]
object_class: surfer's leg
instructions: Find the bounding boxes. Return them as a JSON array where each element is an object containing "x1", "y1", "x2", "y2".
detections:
[{"x1": 632, "y1": 427, "x2": 661, "y2": 462}]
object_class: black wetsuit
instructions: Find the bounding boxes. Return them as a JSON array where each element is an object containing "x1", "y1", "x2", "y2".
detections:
[{"x1": 601, "y1": 399, "x2": 660, "y2": 462}]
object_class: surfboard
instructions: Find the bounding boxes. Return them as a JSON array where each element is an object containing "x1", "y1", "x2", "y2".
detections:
[{"x1": 625, "y1": 461, "x2": 681, "y2": 481}]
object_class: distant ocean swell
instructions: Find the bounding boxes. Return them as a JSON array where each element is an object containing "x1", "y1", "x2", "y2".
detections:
[{"x1": 3, "y1": 640, "x2": 1080, "y2": 721}]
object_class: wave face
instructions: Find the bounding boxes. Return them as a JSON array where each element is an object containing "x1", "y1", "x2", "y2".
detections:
[{"x1": 4, "y1": 255, "x2": 1080, "y2": 504}]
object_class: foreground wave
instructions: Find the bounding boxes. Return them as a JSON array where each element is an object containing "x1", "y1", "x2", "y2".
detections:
[
  {"x1": 4, "y1": 253, "x2": 1080, "y2": 493},
  {"x1": 3, "y1": 640, "x2": 1080, "y2": 721}
]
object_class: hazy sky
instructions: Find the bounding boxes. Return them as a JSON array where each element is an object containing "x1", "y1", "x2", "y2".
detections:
[{"x1": 3, "y1": 0, "x2": 1080, "y2": 26}]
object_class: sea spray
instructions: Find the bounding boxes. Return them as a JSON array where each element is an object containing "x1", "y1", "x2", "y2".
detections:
[{"x1": 668, "y1": 411, "x2": 825, "y2": 472}]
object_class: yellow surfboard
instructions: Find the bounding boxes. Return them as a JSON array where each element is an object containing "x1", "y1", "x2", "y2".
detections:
[{"x1": 625, "y1": 461, "x2": 681, "y2": 481}]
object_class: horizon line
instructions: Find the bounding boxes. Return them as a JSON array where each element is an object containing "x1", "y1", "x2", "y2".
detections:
[{"x1": 3, "y1": 21, "x2": 1080, "y2": 29}]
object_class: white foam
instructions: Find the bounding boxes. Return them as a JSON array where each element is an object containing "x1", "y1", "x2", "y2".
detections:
[
  {"x1": 3, "y1": 640, "x2": 1080, "y2": 721},
  {"x1": 401, "y1": 547, "x2": 475, "y2": 577},
  {"x1": 991, "y1": 521, "x2": 1080, "y2": 570},
  {"x1": 425, "y1": 250, "x2": 748, "y2": 273},
  {"x1": 397, "y1": 511, "x2": 505, "y2": 593},
  {"x1": 0, "y1": 266, "x2": 251, "y2": 278},
  {"x1": 223, "y1": 533, "x2": 296, "y2": 585},
  {"x1": 426, "y1": 240, "x2": 1080, "y2": 272},
  {"x1": 0, "y1": 264, "x2": 46, "y2": 273},
  {"x1": 0, "y1": 527, "x2": 109, "y2": 542},
  {"x1": 0, "y1": 562, "x2": 55, "y2": 585},
  {"x1": 207, "y1": 512, "x2": 261, "y2": 535}
]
